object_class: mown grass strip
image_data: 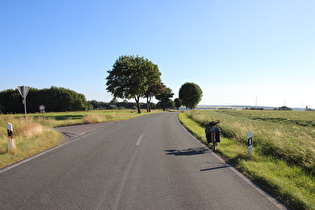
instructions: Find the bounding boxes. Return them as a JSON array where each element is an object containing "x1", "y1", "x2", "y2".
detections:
[{"x1": 178, "y1": 111, "x2": 315, "y2": 210}]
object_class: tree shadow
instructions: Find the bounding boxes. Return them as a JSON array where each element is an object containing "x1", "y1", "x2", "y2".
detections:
[
  {"x1": 53, "y1": 115, "x2": 83, "y2": 120},
  {"x1": 165, "y1": 147, "x2": 209, "y2": 156}
]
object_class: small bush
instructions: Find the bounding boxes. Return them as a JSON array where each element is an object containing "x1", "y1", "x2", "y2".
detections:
[{"x1": 83, "y1": 115, "x2": 105, "y2": 124}]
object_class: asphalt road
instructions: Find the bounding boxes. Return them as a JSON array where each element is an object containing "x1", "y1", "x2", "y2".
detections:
[{"x1": 0, "y1": 112, "x2": 285, "y2": 210}]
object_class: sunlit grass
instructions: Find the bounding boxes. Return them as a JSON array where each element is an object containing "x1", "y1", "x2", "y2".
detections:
[{"x1": 240, "y1": 157, "x2": 315, "y2": 209}]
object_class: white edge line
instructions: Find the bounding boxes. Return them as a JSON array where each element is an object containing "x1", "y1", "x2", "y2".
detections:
[{"x1": 0, "y1": 141, "x2": 70, "y2": 174}]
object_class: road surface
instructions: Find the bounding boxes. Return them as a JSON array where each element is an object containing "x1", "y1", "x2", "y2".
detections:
[{"x1": 0, "y1": 112, "x2": 285, "y2": 209}]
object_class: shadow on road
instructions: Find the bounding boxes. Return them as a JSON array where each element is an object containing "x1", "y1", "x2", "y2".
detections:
[{"x1": 165, "y1": 147, "x2": 209, "y2": 156}]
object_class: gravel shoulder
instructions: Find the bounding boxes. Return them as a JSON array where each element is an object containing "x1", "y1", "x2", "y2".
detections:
[{"x1": 54, "y1": 121, "x2": 119, "y2": 142}]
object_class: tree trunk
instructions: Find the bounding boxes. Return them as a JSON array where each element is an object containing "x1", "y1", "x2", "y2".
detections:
[
  {"x1": 135, "y1": 96, "x2": 141, "y2": 114},
  {"x1": 146, "y1": 96, "x2": 151, "y2": 112}
]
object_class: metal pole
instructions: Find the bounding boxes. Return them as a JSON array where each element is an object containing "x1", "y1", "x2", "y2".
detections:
[
  {"x1": 23, "y1": 98, "x2": 27, "y2": 120},
  {"x1": 17, "y1": 86, "x2": 30, "y2": 120}
]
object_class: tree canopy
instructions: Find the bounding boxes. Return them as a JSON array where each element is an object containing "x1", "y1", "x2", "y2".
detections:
[
  {"x1": 178, "y1": 82, "x2": 203, "y2": 109},
  {"x1": 0, "y1": 86, "x2": 88, "y2": 113},
  {"x1": 106, "y1": 55, "x2": 161, "y2": 113},
  {"x1": 155, "y1": 83, "x2": 174, "y2": 111},
  {"x1": 174, "y1": 98, "x2": 182, "y2": 110}
]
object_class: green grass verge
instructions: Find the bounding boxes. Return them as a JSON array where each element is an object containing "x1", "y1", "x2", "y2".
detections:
[{"x1": 178, "y1": 111, "x2": 315, "y2": 210}]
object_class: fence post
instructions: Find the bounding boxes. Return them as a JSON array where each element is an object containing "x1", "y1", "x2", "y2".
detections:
[{"x1": 7, "y1": 123, "x2": 16, "y2": 152}]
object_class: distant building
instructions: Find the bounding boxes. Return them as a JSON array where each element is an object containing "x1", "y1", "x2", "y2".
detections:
[{"x1": 109, "y1": 105, "x2": 117, "y2": 109}]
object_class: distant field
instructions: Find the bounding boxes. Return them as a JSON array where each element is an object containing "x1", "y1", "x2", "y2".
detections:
[
  {"x1": 11, "y1": 109, "x2": 152, "y2": 127},
  {"x1": 185, "y1": 110, "x2": 315, "y2": 174},
  {"x1": 219, "y1": 109, "x2": 315, "y2": 126},
  {"x1": 179, "y1": 110, "x2": 315, "y2": 209}
]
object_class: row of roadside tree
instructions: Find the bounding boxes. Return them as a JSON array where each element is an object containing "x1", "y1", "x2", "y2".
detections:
[
  {"x1": 0, "y1": 55, "x2": 203, "y2": 114},
  {"x1": 106, "y1": 55, "x2": 203, "y2": 113},
  {"x1": 0, "y1": 86, "x2": 176, "y2": 113}
]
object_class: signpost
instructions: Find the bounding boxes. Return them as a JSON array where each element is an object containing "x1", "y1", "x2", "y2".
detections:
[
  {"x1": 17, "y1": 86, "x2": 30, "y2": 119},
  {"x1": 248, "y1": 131, "x2": 253, "y2": 159}
]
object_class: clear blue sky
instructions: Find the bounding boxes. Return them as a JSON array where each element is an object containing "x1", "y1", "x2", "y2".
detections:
[{"x1": 1, "y1": 0, "x2": 314, "y2": 108}]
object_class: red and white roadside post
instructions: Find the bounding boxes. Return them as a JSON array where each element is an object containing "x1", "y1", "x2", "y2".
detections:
[{"x1": 7, "y1": 123, "x2": 16, "y2": 152}]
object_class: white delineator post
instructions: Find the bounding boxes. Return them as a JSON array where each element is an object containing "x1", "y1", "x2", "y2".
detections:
[
  {"x1": 7, "y1": 123, "x2": 16, "y2": 152},
  {"x1": 248, "y1": 131, "x2": 253, "y2": 158}
]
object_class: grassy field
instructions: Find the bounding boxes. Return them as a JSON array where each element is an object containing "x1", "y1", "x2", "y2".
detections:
[
  {"x1": 0, "y1": 110, "x2": 159, "y2": 168},
  {"x1": 11, "y1": 109, "x2": 154, "y2": 127},
  {"x1": 179, "y1": 110, "x2": 315, "y2": 209}
]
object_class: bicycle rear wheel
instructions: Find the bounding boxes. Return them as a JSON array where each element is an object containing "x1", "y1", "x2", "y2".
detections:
[
  {"x1": 211, "y1": 133, "x2": 217, "y2": 151},
  {"x1": 212, "y1": 142, "x2": 217, "y2": 151}
]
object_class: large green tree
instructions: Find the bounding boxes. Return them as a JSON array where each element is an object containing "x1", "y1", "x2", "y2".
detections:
[
  {"x1": 144, "y1": 81, "x2": 165, "y2": 112},
  {"x1": 106, "y1": 55, "x2": 161, "y2": 114},
  {"x1": 174, "y1": 98, "x2": 182, "y2": 110},
  {"x1": 155, "y1": 83, "x2": 174, "y2": 111},
  {"x1": 178, "y1": 82, "x2": 203, "y2": 109}
]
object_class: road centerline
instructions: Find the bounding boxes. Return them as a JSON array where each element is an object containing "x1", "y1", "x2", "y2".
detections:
[{"x1": 136, "y1": 135, "x2": 143, "y2": 146}]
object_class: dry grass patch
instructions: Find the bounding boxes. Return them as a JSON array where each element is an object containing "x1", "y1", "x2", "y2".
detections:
[
  {"x1": 83, "y1": 114, "x2": 107, "y2": 124},
  {"x1": 0, "y1": 116, "x2": 62, "y2": 168}
]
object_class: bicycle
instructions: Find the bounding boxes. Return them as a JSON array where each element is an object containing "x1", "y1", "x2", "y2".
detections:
[{"x1": 205, "y1": 121, "x2": 221, "y2": 151}]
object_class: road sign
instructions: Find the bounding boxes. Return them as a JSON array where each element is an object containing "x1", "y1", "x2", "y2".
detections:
[
  {"x1": 39, "y1": 105, "x2": 45, "y2": 111},
  {"x1": 17, "y1": 86, "x2": 31, "y2": 119},
  {"x1": 39, "y1": 105, "x2": 45, "y2": 115},
  {"x1": 17, "y1": 86, "x2": 30, "y2": 99}
]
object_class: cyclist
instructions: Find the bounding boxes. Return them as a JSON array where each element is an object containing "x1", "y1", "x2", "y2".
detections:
[{"x1": 205, "y1": 121, "x2": 221, "y2": 150}]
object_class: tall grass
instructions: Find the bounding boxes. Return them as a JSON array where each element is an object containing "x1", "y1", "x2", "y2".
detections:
[
  {"x1": 180, "y1": 110, "x2": 315, "y2": 209},
  {"x1": 0, "y1": 115, "x2": 62, "y2": 168},
  {"x1": 186, "y1": 110, "x2": 315, "y2": 176}
]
